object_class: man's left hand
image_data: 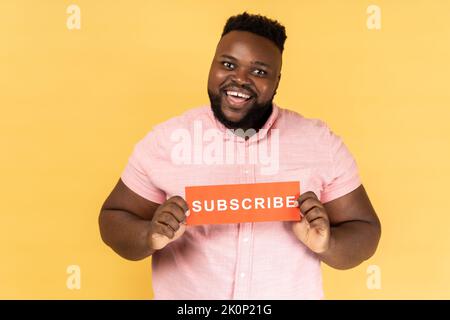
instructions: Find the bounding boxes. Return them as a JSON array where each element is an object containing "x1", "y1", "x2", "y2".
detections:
[{"x1": 292, "y1": 191, "x2": 331, "y2": 254}]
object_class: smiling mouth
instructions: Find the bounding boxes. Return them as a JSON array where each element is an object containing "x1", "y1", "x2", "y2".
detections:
[{"x1": 222, "y1": 90, "x2": 255, "y2": 108}]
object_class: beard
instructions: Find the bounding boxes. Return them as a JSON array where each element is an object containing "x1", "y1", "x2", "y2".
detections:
[{"x1": 208, "y1": 89, "x2": 274, "y2": 131}]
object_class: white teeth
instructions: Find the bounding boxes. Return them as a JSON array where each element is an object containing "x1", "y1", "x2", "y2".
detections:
[{"x1": 226, "y1": 91, "x2": 251, "y2": 99}]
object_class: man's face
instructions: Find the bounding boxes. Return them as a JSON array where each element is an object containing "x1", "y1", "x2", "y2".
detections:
[{"x1": 207, "y1": 30, "x2": 282, "y2": 130}]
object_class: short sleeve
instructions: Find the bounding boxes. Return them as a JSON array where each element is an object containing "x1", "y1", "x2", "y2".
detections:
[
  {"x1": 320, "y1": 125, "x2": 362, "y2": 203},
  {"x1": 120, "y1": 130, "x2": 166, "y2": 204}
]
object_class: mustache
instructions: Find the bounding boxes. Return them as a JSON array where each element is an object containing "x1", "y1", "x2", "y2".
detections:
[
  {"x1": 220, "y1": 83, "x2": 257, "y2": 97},
  {"x1": 207, "y1": 88, "x2": 273, "y2": 130}
]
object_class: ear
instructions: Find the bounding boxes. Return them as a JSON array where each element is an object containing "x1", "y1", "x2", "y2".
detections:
[{"x1": 273, "y1": 73, "x2": 282, "y2": 96}]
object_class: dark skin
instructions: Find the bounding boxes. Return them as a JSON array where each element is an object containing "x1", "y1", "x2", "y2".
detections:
[
  {"x1": 207, "y1": 30, "x2": 282, "y2": 129},
  {"x1": 99, "y1": 31, "x2": 381, "y2": 269}
]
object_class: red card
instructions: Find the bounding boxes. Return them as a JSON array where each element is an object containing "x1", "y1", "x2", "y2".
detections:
[{"x1": 185, "y1": 181, "x2": 301, "y2": 225}]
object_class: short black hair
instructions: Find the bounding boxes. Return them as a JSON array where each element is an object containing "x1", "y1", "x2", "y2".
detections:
[{"x1": 221, "y1": 12, "x2": 287, "y2": 53}]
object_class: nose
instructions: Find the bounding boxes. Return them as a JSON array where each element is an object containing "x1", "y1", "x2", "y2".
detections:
[{"x1": 232, "y1": 67, "x2": 251, "y2": 85}]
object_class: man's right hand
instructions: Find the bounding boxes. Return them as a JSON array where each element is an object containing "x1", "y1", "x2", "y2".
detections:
[{"x1": 148, "y1": 196, "x2": 189, "y2": 250}]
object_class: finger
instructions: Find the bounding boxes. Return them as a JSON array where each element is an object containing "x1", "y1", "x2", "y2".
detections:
[
  {"x1": 157, "y1": 212, "x2": 181, "y2": 232},
  {"x1": 160, "y1": 203, "x2": 187, "y2": 223},
  {"x1": 172, "y1": 223, "x2": 187, "y2": 241},
  {"x1": 309, "y1": 218, "x2": 330, "y2": 237},
  {"x1": 303, "y1": 207, "x2": 328, "y2": 224},
  {"x1": 297, "y1": 191, "x2": 319, "y2": 207},
  {"x1": 309, "y1": 217, "x2": 329, "y2": 229},
  {"x1": 167, "y1": 196, "x2": 189, "y2": 213},
  {"x1": 153, "y1": 222, "x2": 175, "y2": 239},
  {"x1": 299, "y1": 198, "x2": 323, "y2": 216}
]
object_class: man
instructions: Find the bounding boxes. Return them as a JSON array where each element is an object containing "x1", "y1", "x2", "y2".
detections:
[{"x1": 99, "y1": 12, "x2": 381, "y2": 299}]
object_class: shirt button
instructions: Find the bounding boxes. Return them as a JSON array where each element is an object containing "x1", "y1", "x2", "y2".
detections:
[
  {"x1": 243, "y1": 237, "x2": 249, "y2": 242},
  {"x1": 244, "y1": 170, "x2": 249, "y2": 174},
  {"x1": 240, "y1": 273, "x2": 246, "y2": 278}
]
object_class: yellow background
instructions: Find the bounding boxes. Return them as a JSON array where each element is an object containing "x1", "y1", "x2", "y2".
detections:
[{"x1": 1, "y1": 0, "x2": 449, "y2": 299}]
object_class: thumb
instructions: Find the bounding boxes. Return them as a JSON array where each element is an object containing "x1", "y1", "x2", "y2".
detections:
[{"x1": 292, "y1": 215, "x2": 310, "y2": 241}]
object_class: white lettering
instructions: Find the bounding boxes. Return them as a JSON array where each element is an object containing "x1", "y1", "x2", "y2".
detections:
[
  {"x1": 242, "y1": 198, "x2": 252, "y2": 210},
  {"x1": 192, "y1": 200, "x2": 202, "y2": 213}
]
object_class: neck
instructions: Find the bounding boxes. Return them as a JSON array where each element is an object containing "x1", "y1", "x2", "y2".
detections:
[
  {"x1": 223, "y1": 103, "x2": 273, "y2": 133},
  {"x1": 246, "y1": 103, "x2": 273, "y2": 132}
]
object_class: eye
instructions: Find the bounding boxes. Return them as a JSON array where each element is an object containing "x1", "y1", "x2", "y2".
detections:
[
  {"x1": 253, "y1": 69, "x2": 267, "y2": 77},
  {"x1": 222, "y1": 61, "x2": 235, "y2": 69}
]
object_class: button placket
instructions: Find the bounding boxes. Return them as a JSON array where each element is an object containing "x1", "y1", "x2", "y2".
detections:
[
  {"x1": 233, "y1": 222, "x2": 254, "y2": 299},
  {"x1": 232, "y1": 139, "x2": 256, "y2": 299}
]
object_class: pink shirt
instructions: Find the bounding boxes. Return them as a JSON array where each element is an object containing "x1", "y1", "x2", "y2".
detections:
[{"x1": 121, "y1": 104, "x2": 361, "y2": 299}]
